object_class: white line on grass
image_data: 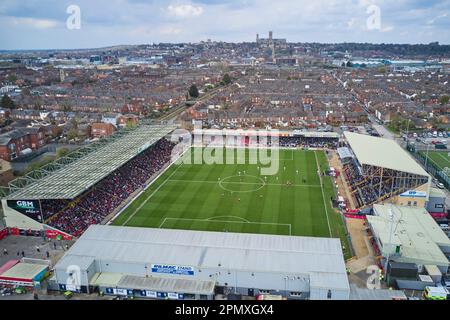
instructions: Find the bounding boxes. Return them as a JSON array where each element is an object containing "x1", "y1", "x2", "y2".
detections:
[
  {"x1": 207, "y1": 215, "x2": 251, "y2": 222},
  {"x1": 160, "y1": 217, "x2": 292, "y2": 236},
  {"x1": 167, "y1": 179, "x2": 321, "y2": 188},
  {"x1": 122, "y1": 163, "x2": 184, "y2": 226},
  {"x1": 314, "y1": 151, "x2": 332, "y2": 238},
  {"x1": 435, "y1": 152, "x2": 450, "y2": 166}
]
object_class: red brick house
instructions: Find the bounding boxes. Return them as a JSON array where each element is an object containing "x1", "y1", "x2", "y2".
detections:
[
  {"x1": 90, "y1": 123, "x2": 116, "y2": 138},
  {"x1": 0, "y1": 127, "x2": 46, "y2": 161}
]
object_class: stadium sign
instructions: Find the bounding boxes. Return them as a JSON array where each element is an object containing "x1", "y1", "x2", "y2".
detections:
[
  {"x1": 151, "y1": 264, "x2": 195, "y2": 276},
  {"x1": 399, "y1": 191, "x2": 427, "y2": 198},
  {"x1": 113, "y1": 288, "x2": 128, "y2": 296},
  {"x1": 6, "y1": 200, "x2": 42, "y2": 222}
]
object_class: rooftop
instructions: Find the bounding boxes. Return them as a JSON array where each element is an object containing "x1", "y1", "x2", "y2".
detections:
[
  {"x1": 4, "y1": 123, "x2": 177, "y2": 200},
  {"x1": 367, "y1": 204, "x2": 450, "y2": 267},
  {"x1": 0, "y1": 262, "x2": 48, "y2": 280},
  {"x1": 56, "y1": 225, "x2": 349, "y2": 290},
  {"x1": 344, "y1": 132, "x2": 429, "y2": 177}
]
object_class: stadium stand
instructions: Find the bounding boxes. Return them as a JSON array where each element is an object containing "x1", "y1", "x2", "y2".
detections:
[
  {"x1": 1, "y1": 123, "x2": 178, "y2": 237},
  {"x1": 41, "y1": 139, "x2": 176, "y2": 237},
  {"x1": 342, "y1": 132, "x2": 430, "y2": 209}
]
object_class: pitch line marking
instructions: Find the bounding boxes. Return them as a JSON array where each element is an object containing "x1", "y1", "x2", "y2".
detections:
[
  {"x1": 167, "y1": 179, "x2": 321, "y2": 188},
  {"x1": 122, "y1": 163, "x2": 184, "y2": 226},
  {"x1": 218, "y1": 175, "x2": 265, "y2": 193},
  {"x1": 207, "y1": 215, "x2": 251, "y2": 223},
  {"x1": 159, "y1": 217, "x2": 292, "y2": 235},
  {"x1": 435, "y1": 152, "x2": 450, "y2": 166},
  {"x1": 314, "y1": 151, "x2": 332, "y2": 238}
]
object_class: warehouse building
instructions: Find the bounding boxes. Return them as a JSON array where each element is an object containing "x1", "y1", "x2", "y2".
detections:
[
  {"x1": 367, "y1": 204, "x2": 450, "y2": 274},
  {"x1": 52, "y1": 225, "x2": 350, "y2": 300}
]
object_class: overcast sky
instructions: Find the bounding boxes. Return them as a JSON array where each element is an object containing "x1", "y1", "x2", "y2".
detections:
[{"x1": 0, "y1": 0, "x2": 449, "y2": 50}]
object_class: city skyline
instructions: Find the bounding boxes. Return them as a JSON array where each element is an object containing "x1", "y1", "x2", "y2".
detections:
[{"x1": 0, "y1": 0, "x2": 449, "y2": 50}]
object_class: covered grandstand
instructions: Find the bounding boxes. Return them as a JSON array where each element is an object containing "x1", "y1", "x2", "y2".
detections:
[
  {"x1": 341, "y1": 132, "x2": 430, "y2": 209},
  {"x1": 1, "y1": 123, "x2": 178, "y2": 237}
]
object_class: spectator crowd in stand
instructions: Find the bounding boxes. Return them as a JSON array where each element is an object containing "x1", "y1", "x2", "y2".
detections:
[
  {"x1": 279, "y1": 136, "x2": 338, "y2": 148},
  {"x1": 40, "y1": 139, "x2": 176, "y2": 237},
  {"x1": 342, "y1": 158, "x2": 400, "y2": 208}
]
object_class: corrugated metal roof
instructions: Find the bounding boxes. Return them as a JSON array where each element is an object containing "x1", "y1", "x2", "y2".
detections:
[
  {"x1": 55, "y1": 225, "x2": 348, "y2": 288},
  {"x1": 349, "y1": 284, "x2": 407, "y2": 300},
  {"x1": 344, "y1": 132, "x2": 429, "y2": 177},
  {"x1": 0, "y1": 262, "x2": 47, "y2": 280},
  {"x1": 6, "y1": 124, "x2": 177, "y2": 200},
  {"x1": 310, "y1": 272, "x2": 350, "y2": 290},
  {"x1": 90, "y1": 272, "x2": 123, "y2": 287},
  {"x1": 118, "y1": 275, "x2": 215, "y2": 295}
]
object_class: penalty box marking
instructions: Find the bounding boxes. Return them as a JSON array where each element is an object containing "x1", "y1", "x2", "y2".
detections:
[{"x1": 159, "y1": 217, "x2": 292, "y2": 236}]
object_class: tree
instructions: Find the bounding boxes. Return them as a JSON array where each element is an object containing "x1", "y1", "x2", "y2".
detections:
[
  {"x1": 0, "y1": 94, "x2": 15, "y2": 109},
  {"x1": 56, "y1": 148, "x2": 70, "y2": 158},
  {"x1": 67, "y1": 129, "x2": 78, "y2": 141},
  {"x1": 7, "y1": 74, "x2": 17, "y2": 83},
  {"x1": 188, "y1": 84, "x2": 199, "y2": 99},
  {"x1": 346, "y1": 61, "x2": 353, "y2": 68},
  {"x1": 439, "y1": 95, "x2": 449, "y2": 105},
  {"x1": 222, "y1": 73, "x2": 231, "y2": 85}
]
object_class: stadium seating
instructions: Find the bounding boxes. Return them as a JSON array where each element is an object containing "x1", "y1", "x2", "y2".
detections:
[
  {"x1": 342, "y1": 158, "x2": 401, "y2": 208},
  {"x1": 279, "y1": 136, "x2": 338, "y2": 148},
  {"x1": 42, "y1": 139, "x2": 176, "y2": 236}
]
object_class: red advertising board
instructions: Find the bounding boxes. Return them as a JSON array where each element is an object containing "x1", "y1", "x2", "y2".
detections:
[
  {"x1": 344, "y1": 214, "x2": 366, "y2": 220},
  {"x1": 0, "y1": 228, "x2": 8, "y2": 240},
  {"x1": 45, "y1": 229, "x2": 72, "y2": 241},
  {"x1": 430, "y1": 212, "x2": 448, "y2": 219},
  {"x1": 9, "y1": 227, "x2": 20, "y2": 236}
]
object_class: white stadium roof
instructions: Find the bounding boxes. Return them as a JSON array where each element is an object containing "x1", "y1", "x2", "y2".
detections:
[
  {"x1": 5, "y1": 123, "x2": 177, "y2": 200},
  {"x1": 56, "y1": 225, "x2": 349, "y2": 291},
  {"x1": 344, "y1": 132, "x2": 429, "y2": 177}
]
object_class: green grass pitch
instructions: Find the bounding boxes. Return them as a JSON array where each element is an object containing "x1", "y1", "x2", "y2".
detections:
[
  {"x1": 420, "y1": 150, "x2": 450, "y2": 176},
  {"x1": 113, "y1": 148, "x2": 350, "y2": 258}
]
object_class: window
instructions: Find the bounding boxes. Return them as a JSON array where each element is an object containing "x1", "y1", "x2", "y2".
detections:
[
  {"x1": 327, "y1": 290, "x2": 332, "y2": 299},
  {"x1": 413, "y1": 201, "x2": 417, "y2": 207},
  {"x1": 259, "y1": 290, "x2": 270, "y2": 295},
  {"x1": 407, "y1": 201, "x2": 412, "y2": 206},
  {"x1": 290, "y1": 291, "x2": 302, "y2": 297}
]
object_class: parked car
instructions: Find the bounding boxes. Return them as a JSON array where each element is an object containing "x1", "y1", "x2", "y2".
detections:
[{"x1": 437, "y1": 182, "x2": 445, "y2": 189}]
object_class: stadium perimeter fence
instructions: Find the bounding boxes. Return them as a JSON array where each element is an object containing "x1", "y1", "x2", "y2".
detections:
[{"x1": 408, "y1": 148, "x2": 450, "y2": 191}]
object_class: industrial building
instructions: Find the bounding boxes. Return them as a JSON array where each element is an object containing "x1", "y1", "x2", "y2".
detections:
[
  {"x1": 52, "y1": 225, "x2": 350, "y2": 300},
  {"x1": 367, "y1": 204, "x2": 450, "y2": 274}
]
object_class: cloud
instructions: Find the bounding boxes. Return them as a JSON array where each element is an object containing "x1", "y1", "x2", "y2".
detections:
[
  {"x1": 427, "y1": 12, "x2": 448, "y2": 24},
  {"x1": 10, "y1": 16, "x2": 59, "y2": 29},
  {"x1": 167, "y1": 4, "x2": 204, "y2": 18},
  {"x1": 0, "y1": 0, "x2": 449, "y2": 49},
  {"x1": 159, "y1": 25, "x2": 183, "y2": 35}
]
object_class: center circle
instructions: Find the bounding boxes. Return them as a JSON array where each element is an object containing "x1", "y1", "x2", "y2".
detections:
[{"x1": 218, "y1": 175, "x2": 266, "y2": 193}]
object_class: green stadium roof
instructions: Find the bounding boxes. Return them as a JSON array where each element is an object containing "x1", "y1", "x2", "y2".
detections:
[{"x1": 4, "y1": 123, "x2": 177, "y2": 200}]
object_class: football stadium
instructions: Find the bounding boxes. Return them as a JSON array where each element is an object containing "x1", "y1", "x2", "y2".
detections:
[
  {"x1": 0, "y1": 124, "x2": 438, "y2": 300},
  {"x1": 112, "y1": 147, "x2": 347, "y2": 243}
]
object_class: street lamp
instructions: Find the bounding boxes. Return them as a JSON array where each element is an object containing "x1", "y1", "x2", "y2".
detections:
[
  {"x1": 384, "y1": 204, "x2": 395, "y2": 285},
  {"x1": 424, "y1": 142, "x2": 431, "y2": 170}
]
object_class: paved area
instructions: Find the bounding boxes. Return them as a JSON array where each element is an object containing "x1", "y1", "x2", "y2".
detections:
[
  {"x1": 372, "y1": 124, "x2": 396, "y2": 140},
  {"x1": 346, "y1": 219, "x2": 369, "y2": 259},
  {"x1": 328, "y1": 151, "x2": 357, "y2": 209},
  {"x1": 0, "y1": 235, "x2": 73, "y2": 267}
]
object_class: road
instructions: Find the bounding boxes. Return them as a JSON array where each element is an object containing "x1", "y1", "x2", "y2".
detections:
[{"x1": 158, "y1": 84, "x2": 231, "y2": 122}]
